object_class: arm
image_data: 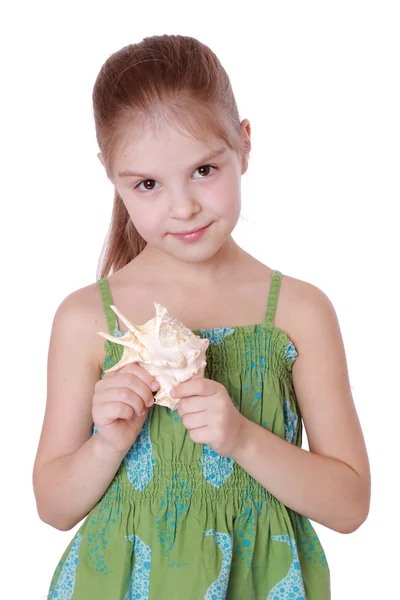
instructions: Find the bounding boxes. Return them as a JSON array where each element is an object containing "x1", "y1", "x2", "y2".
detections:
[
  {"x1": 32, "y1": 286, "x2": 126, "y2": 531},
  {"x1": 231, "y1": 282, "x2": 371, "y2": 534}
]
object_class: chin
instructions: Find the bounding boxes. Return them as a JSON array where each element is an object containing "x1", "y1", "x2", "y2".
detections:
[{"x1": 178, "y1": 240, "x2": 229, "y2": 263}]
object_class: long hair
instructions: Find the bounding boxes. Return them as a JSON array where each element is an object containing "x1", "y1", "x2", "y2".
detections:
[{"x1": 93, "y1": 34, "x2": 248, "y2": 279}]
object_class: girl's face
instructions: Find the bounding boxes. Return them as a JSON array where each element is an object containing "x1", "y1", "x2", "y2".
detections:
[{"x1": 101, "y1": 119, "x2": 250, "y2": 264}]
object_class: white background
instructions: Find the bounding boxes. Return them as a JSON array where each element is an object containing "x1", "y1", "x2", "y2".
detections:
[{"x1": 1, "y1": 1, "x2": 398, "y2": 598}]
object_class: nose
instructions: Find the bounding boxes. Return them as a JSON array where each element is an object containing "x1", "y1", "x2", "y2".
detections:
[{"x1": 168, "y1": 189, "x2": 201, "y2": 220}]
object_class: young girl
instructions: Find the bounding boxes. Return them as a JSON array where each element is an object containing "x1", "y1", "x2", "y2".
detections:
[{"x1": 33, "y1": 34, "x2": 370, "y2": 600}]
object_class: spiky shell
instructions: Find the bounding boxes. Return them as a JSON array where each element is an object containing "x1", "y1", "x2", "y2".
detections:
[{"x1": 97, "y1": 303, "x2": 209, "y2": 410}]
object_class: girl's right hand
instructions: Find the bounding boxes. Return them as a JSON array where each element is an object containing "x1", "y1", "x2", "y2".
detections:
[{"x1": 92, "y1": 363, "x2": 159, "y2": 453}]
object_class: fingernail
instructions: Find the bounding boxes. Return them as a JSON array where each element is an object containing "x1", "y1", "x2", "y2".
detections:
[{"x1": 151, "y1": 381, "x2": 159, "y2": 391}]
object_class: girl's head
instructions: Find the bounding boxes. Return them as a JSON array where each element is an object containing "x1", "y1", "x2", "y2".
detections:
[{"x1": 93, "y1": 34, "x2": 251, "y2": 278}]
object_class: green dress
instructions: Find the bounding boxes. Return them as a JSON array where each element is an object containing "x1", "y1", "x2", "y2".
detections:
[{"x1": 48, "y1": 269, "x2": 330, "y2": 599}]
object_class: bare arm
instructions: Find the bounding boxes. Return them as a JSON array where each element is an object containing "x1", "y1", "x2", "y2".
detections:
[
  {"x1": 231, "y1": 282, "x2": 371, "y2": 534},
  {"x1": 32, "y1": 286, "x2": 126, "y2": 531}
]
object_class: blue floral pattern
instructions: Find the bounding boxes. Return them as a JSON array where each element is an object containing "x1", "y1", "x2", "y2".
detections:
[{"x1": 198, "y1": 327, "x2": 235, "y2": 345}]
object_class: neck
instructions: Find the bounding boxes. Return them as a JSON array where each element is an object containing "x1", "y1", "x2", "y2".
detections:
[{"x1": 130, "y1": 236, "x2": 247, "y2": 288}]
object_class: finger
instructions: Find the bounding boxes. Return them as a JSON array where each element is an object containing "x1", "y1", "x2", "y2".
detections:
[
  {"x1": 172, "y1": 377, "x2": 217, "y2": 401},
  {"x1": 93, "y1": 401, "x2": 135, "y2": 426},
  {"x1": 188, "y1": 426, "x2": 209, "y2": 445},
  {"x1": 121, "y1": 363, "x2": 160, "y2": 392},
  {"x1": 102, "y1": 371, "x2": 157, "y2": 407},
  {"x1": 181, "y1": 411, "x2": 209, "y2": 430},
  {"x1": 177, "y1": 396, "x2": 209, "y2": 417},
  {"x1": 119, "y1": 373, "x2": 156, "y2": 406},
  {"x1": 104, "y1": 363, "x2": 159, "y2": 394},
  {"x1": 113, "y1": 388, "x2": 149, "y2": 417},
  {"x1": 96, "y1": 387, "x2": 148, "y2": 417}
]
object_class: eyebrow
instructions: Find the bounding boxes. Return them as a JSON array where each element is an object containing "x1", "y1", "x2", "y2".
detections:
[{"x1": 117, "y1": 146, "x2": 227, "y2": 179}]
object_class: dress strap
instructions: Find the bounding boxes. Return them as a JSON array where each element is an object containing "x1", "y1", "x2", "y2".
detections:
[
  {"x1": 264, "y1": 270, "x2": 282, "y2": 326},
  {"x1": 97, "y1": 278, "x2": 118, "y2": 334}
]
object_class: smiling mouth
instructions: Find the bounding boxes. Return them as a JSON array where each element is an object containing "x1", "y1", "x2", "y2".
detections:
[
  {"x1": 168, "y1": 223, "x2": 213, "y2": 242},
  {"x1": 172, "y1": 225, "x2": 209, "y2": 235}
]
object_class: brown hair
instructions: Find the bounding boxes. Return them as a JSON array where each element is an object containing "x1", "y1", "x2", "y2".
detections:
[{"x1": 93, "y1": 34, "x2": 249, "y2": 280}]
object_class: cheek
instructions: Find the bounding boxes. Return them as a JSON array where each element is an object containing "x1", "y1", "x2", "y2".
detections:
[
  {"x1": 215, "y1": 187, "x2": 241, "y2": 222},
  {"x1": 129, "y1": 205, "x2": 164, "y2": 238},
  {"x1": 212, "y1": 171, "x2": 242, "y2": 218}
]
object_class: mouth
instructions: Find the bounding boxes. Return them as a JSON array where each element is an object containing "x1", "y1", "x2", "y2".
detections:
[
  {"x1": 173, "y1": 225, "x2": 209, "y2": 235},
  {"x1": 170, "y1": 223, "x2": 212, "y2": 242}
]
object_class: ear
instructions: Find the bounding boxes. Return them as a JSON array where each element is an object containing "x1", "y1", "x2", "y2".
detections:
[
  {"x1": 97, "y1": 152, "x2": 115, "y2": 183},
  {"x1": 97, "y1": 152, "x2": 105, "y2": 168},
  {"x1": 240, "y1": 119, "x2": 252, "y2": 174}
]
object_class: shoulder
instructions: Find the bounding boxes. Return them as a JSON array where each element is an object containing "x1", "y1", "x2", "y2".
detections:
[
  {"x1": 53, "y1": 281, "x2": 104, "y2": 333},
  {"x1": 51, "y1": 280, "x2": 109, "y2": 371},
  {"x1": 280, "y1": 272, "x2": 351, "y2": 416},
  {"x1": 280, "y1": 271, "x2": 334, "y2": 308},
  {"x1": 278, "y1": 273, "x2": 340, "y2": 348}
]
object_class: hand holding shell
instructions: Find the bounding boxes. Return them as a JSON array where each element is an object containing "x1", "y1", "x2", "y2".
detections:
[{"x1": 97, "y1": 303, "x2": 209, "y2": 410}]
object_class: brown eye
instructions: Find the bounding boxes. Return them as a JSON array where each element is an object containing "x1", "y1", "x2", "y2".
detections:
[
  {"x1": 199, "y1": 166, "x2": 211, "y2": 176},
  {"x1": 194, "y1": 165, "x2": 216, "y2": 178},
  {"x1": 136, "y1": 179, "x2": 159, "y2": 192}
]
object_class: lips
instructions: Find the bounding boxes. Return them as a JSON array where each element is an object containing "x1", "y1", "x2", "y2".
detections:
[
  {"x1": 172, "y1": 225, "x2": 209, "y2": 235},
  {"x1": 170, "y1": 223, "x2": 212, "y2": 243}
]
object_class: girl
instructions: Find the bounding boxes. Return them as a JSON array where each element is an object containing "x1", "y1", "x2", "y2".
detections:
[{"x1": 33, "y1": 34, "x2": 370, "y2": 600}]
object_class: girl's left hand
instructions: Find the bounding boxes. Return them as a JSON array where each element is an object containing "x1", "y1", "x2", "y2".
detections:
[{"x1": 172, "y1": 378, "x2": 246, "y2": 457}]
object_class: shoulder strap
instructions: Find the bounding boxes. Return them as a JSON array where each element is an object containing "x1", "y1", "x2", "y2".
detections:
[
  {"x1": 264, "y1": 270, "x2": 282, "y2": 326},
  {"x1": 97, "y1": 278, "x2": 118, "y2": 334}
]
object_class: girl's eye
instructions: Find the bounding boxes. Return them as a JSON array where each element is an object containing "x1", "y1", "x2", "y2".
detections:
[
  {"x1": 135, "y1": 179, "x2": 160, "y2": 192},
  {"x1": 193, "y1": 164, "x2": 216, "y2": 179},
  {"x1": 134, "y1": 164, "x2": 217, "y2": 193}
]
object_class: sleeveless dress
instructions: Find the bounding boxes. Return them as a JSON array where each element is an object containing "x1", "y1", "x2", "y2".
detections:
[{"x1": 48, "y1": 270, "x2": 330, "y2": 599}]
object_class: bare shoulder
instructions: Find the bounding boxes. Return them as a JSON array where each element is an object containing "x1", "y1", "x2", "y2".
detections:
[
  {"x1": 55, "y1": 280, "x2": 105, "y2": 326},
  {"x1": 277, "y1": 273, "x2": 337, "y2": 346},
  {"x1": 278, "y1": 272, "x2": 348, "y2": 394},
  {"x1": 279, "y1": 271, "x2": 334, "y2": 312},
  {"x1": 52, "y1": 280, "x2": 109, "y2": 371}
]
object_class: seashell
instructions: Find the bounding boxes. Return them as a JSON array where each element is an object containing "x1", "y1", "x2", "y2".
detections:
[{"x1": 97, "y1": 303, "x2": 209, "y2": 410}]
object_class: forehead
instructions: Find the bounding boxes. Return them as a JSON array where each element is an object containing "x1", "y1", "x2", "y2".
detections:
[{"x1": 116, "y1": 117, "x2": 224, "y2": 162}]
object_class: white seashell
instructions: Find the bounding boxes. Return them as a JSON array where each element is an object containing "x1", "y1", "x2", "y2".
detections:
[{"x1": 97, "y1": 303, "x2": 209, "y2": 410}]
